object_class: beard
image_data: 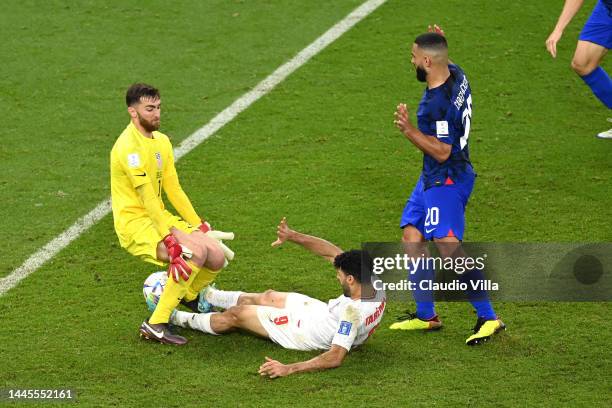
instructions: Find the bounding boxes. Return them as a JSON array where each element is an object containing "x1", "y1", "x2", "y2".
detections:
[
  {"x1": 137, "y1": 113, "x2": 160, "y2": 132},
  {"x1": 416, "y1": 65, "x2": 428, "y2": 82},
  {"x1": 341, "y1": 282, "x2": 351, "y2": 297}
]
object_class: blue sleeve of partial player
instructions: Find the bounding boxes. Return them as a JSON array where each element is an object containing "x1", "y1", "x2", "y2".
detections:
[{"x1": 434, "y1": 108, "x2": 458, "y2": 146}]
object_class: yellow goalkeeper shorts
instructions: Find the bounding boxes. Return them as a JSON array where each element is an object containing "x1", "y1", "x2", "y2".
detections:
[{"x1": 122, "y1": 212, "x2": 198, "y2": 266}]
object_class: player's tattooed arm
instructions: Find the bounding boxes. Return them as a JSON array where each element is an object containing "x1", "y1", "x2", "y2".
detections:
[
  {"x1": 271, "y1": 217, "x2": 342, "y2": 263},
  {"x1": 394, "y1": 103, "x2": 451, "y2": 163},
  {"x1": 258, "y1": 345, "x2": 348, "y2": 378}
]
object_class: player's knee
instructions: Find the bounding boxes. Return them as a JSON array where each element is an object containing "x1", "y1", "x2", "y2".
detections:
[
  {"x1": 205, "y1": 243, "x2": 225, "y2": 271},
  {"x1": 187, "y1": 243, "x2": 206, "y2": 267},
  {"x1": 260, "y1": 289, "x2": 277, "y2": 304},
  {"x1": 225, "y1": 306, "x2": 243, "y2": 326},
  {"x1": 401, "y1": 234, "x2": 411, "y2": 243},
  {"x1": 571, "y1": 57, "x2": 596, "y2": 76},
  {"x1": 237, "y1": 295, "x2": 255, "y2": 306},
  {"x1": 225, "y1": 305, "x2": 246, "y2": 327},
  {"x1": 434, "y1": 239, "x2": 461, "y2": 258},
  {"x1": 402, "y1": 225, "x2": 424, "y2": 243},
  {"x1": 156, "y1": 242, "x2": 169, "y2": 262},
  {"x1": 215, "y1": 311, "x2": 237, "y2": 331}
]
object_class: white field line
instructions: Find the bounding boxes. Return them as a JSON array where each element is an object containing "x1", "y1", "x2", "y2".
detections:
[{"x1": 0, "y1": 0, "x2": 387, "y2": 296}]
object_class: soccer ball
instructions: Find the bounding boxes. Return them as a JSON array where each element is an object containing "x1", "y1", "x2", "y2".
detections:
[{"x1": 143, "y1": 271, "x2": 167, "y2": 312}]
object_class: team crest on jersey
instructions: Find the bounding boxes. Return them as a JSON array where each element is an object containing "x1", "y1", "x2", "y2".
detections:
[
  {"x1": 127, "y1": 153, "x2": 140, "y2": 168},
  {"x1": 338, "y1": 321, "x2": 352, "y2": 335},
  {"x1": 155, "y1": 152, "x2": 162, "y2": 169},
  {"x1": 436, "y1": 121, "x2": 449, "y2": 137}
]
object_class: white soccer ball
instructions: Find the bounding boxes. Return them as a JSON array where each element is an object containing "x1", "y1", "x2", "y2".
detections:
[{"x1": 143, "y1": 271, "x2": 167, "y2": 311}]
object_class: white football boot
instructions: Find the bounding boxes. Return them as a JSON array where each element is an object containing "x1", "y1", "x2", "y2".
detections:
[{"x1": 596, "y1": 118, "x2": 612, "y2": 139}]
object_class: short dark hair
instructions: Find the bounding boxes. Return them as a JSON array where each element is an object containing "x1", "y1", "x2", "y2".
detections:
[
  {"x1": 333, "y1": 249, "x2": 372, "y2": 283},
  {"x1": 125, "y1": 83, "x2": 160, "y2": 107},
  {"x1": 414, "y1": 32, "x2": 448, "y2": 52}
]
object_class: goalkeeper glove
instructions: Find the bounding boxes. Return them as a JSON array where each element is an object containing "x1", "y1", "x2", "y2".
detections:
[
  {"x1": 196, "y1": 220, "x2": 234, "y2": 262},
  {"x1": 163, "y1": 234, "x2": 193, "y2": 282},
  {"x1": 205, "y1": 230, "x2": 235, "y2": 261},
  {"x1": 198, "y1": 221, "x2": 212, "y2": 234}
]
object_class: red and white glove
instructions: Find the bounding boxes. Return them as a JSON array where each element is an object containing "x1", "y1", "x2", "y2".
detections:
[
  {"x1": 163, "y1": 234, "x2": 193, "y2": 282},
  {"x1": 205, "y1": 230, "x2": 235, "y2": 261},
  {"x1": 198, "y1": 221, "x2": 212, "y2": 234},
  {"x1": 198, "y1": 220, "x2": 235, "y2": 262}
]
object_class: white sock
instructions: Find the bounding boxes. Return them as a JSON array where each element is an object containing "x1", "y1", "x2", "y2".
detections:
[
  {"x1": 171, "y1": 310, "x2": 219, "y2": 335},
  {"x1": 206, "y1": 288, "x2": 243, "y2": 309}
]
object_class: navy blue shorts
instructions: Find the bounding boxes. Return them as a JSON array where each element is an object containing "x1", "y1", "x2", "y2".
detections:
[
  {"x1": 579, "y1": 0, "x2": 612, "y2": 49},
  {"x1": 400, "y1": 175, "x2": 475, "y2": 241}
]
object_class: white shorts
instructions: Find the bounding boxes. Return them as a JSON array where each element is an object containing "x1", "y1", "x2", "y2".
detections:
[{"x1": 256, "y1": 293, "x2": 328, "y2": 351}]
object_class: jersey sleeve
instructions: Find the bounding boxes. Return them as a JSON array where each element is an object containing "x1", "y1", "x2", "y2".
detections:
[
  {"x1": 434, "y1": 117, "x2": 454, "y2": 145},
  {"x1": 136, "y1": 182, "x2": 170, "y2": 236},
  {"x1": 331, "y1": 303, "x2": 361, "y2": 352},
  {"x1": 117, "y1": 146, "x2": 150, "y2": 189},
  {"x1": 161, "y1": 136, "x2": 177, "y2": 179},
  {"x1": 159, "y1": 136, "x2": 201, "y2": 226},
  {"x1": 163, "y1": 173, "x2": 201, "y2": 227}
]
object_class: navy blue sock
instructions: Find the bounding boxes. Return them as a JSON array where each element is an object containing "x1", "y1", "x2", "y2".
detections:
[
  {"x1": 458, "y1": 268, "x2": 496, "y2": 320},
  {"x1": 581, "y1": 67, "x2": 612, "y2": 109},
  {"x1": 409, "y1": 264, "x2": 436, "y2": 320}
]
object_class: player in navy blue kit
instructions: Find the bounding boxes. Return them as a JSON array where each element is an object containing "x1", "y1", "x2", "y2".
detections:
[
  {"x1": 389, "y1": 26, "x2": 505, "y2": 345},
  {"x1": 546, "y1": 0, "x2": 612, "y2": 138}
]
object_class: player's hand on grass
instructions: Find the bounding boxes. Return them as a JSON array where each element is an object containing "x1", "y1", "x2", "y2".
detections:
[
  {"x1": 258, "y1": 357, "x2": 290, "y2": 379},
  {"x1": 163, "y1": 234, "x2": 193, "y2": 282},
  {"x1": 545, "y1": 29, "x2": 562, "y2": 58},
  {"x1": 271, "y1": 217, "x2": 292, "y2": 247},
  {"x1": 428, "y1": 24, "x2": 445, "y2": 36},
  {"x1": 394, "y1": 103, "x2": 413, "y2": 134}
]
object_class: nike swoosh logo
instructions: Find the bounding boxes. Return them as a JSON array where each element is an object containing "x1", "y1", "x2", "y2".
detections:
[
  {"x1": 135, "y1": 172, "x2": 147, "y2": 177},
  {"x1": 425, "y1": 228, "x2": 436, "y2": 233},
  {"x1": 144, "y1": 322, "x2": 164, "y2": 339}
]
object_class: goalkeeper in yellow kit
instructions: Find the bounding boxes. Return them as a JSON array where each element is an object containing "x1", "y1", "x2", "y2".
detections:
[{"x1": 110, "y1": 83, "x2": 233, "y2": 345}]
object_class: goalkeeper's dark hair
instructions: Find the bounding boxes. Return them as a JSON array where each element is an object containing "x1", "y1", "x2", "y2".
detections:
[
  {"x1": 414, "y1": 32, "x2": 448, "y2": 52},
  {"x1": 126, "y1": 83, "x2": 160, "y2": 107},
  {"x1": 333, "y1": 249, "x2": 373, "y2": 283}
]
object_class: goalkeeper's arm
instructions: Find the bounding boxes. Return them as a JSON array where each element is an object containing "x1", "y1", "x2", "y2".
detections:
[
  {"x1": 136, "y1": 182, "x2": 171, "y2": 237},
  {"x1": 162, "y1": 172, "x2": 202, "y2": 227}
]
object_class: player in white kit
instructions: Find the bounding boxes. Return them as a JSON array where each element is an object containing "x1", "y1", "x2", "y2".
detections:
[{"x1": 170, "y1": 217, "x2": 386, "y2": 378}]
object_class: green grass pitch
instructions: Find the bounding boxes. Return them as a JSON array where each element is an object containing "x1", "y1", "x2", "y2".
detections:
[{"x1": 0, "y1": 0, "x2": 610, "y2": 406}]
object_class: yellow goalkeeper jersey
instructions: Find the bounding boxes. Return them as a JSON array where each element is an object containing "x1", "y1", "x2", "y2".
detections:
[{"x1": 110, "y1": 122, "x2": 178, "y2": 245}]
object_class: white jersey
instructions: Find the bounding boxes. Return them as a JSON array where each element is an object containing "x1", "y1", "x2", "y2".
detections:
[{"x1": 256, "y1": 291, "x2": 386, "y2": 351}]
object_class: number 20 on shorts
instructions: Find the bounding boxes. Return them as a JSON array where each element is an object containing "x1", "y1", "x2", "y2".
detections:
[{"x1": 425, "y1": 207, "x2": 440, "y2": 227}]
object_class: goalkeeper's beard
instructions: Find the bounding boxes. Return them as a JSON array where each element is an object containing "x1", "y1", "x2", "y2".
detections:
[{"x1": 137, "y1": 113, "x2": 160, "y2": 132}]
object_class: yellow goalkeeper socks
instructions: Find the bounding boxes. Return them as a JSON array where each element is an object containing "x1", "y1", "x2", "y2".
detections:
[
  {"x1": 184, "y1": 267, "x2": 220, "y2": 302},
  {"x1": 149, "y1": 260, "x2": 202, "y2": 324}
]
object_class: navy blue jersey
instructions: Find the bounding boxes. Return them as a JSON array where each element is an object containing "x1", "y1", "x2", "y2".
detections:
[
  {"x1": 602, "y1": 0, "x2": 612, "y2": 12},
  {"x1": 416, "y1": 64, "x2": 475, "y2": 189}
]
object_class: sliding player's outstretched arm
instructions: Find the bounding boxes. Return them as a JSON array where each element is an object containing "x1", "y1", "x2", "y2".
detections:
[
  {"x1": 258, "y1": 345, "x2": 348, "y2": 379},
  {"x1": 271, "y1": 217, "x2": 342, "y2": 263}
]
